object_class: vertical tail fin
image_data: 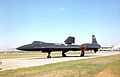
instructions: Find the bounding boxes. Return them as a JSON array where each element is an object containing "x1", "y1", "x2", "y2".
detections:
[
  {"x1": 64, "y1": 36, "x2": 75, "y2": 44},
  {"x1": 92, "y1": 35, "x2": 97, "y2": 43}
]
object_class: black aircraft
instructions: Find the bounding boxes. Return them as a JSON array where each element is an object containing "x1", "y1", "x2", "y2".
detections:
[{"x1": 17, "y1": 35, "x2": 101, "y2": 58}]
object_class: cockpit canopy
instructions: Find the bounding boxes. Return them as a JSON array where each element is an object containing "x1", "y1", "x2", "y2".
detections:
[{"x1": 32, "y1": 41, "x2": 44, "y2": 44}]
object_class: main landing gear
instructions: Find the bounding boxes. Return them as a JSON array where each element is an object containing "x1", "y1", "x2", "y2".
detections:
[
  {"x1": 94, "y1": 49, "x2": 98, "y2": 53},
  {"x1": 62, "y1": 51, "x2": 67, "y2": 57},
  {"x1": 80, "y1": 50, "x2": 85, "y2": 57},
  {"x1": 47, "y1": 51, "x2": 51, "y2": 58},
  {"x1": 47, "y1": 51, "x2": 68, "y2": 58}
]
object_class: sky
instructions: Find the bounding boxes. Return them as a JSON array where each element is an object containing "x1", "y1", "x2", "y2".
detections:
[{"x1": 0, "y1": 0, "x2": 120, "y2": 50}]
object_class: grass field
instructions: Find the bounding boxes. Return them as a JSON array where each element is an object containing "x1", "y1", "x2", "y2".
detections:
[
  {"x1": 0, "y1": 54, "x2": 120, "y2": 77},
  {"x1": 0, "y1": 51, "x2": 93, "y2": 59}
]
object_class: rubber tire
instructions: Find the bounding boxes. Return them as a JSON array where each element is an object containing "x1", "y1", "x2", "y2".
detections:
[
  {"x1": 47, "y1": 55, "x2": 51, "y2": 58},
  {"x1": 62, "y1": 53, "x2": 66, "y2": 57},
  {"x1": 80, "y1": 53, "x2": 84, "y2": 57}
]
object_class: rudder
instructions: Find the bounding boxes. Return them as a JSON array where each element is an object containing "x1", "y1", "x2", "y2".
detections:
[{"x1": 92, "y1": 35, "x2": 97, "y2": 43}]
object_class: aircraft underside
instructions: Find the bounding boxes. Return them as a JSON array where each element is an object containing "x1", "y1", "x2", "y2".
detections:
[{"x1": 24, "y1": 48, "x2": 98, "y2": 58}]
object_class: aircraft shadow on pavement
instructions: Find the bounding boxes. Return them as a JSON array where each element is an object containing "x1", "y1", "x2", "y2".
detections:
[
  {"x1": 23, "y1": 55, "x2": 99, "y2": 60},
  {"x1": 52, "y1": 55, "x2": 98, "y2": 58}
]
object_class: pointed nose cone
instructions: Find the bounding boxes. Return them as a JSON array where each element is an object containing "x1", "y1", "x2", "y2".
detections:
[
  {"x1": 16, "y1": 44, "x2": 33, "y2": 51},
  {"x1": 16, "y1": 46, "x2": 24, "y2": 50}
]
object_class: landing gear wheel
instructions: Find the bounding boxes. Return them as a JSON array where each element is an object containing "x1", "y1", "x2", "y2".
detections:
[
  {"x1": 80, "y1": 50, "x2": 85, "y2": 57},
  {"x1": 94, "y1": 49, "x2": 98, "y2": 53},
  {"x1": 62, "y1": 51, "x2": 68, "y2": 57},
  {"x1": 47, "y1": 55, "x2": 51, "y2": 58},
  {"x1": 80, "y1": 53, "x2": 84, "y2": 56},
  {"x1": 62, "y1": 53, "x2": 66, "y2": 57},
  {"x1": 47, "y1": 51, "x2": 51, "y2": 58}
]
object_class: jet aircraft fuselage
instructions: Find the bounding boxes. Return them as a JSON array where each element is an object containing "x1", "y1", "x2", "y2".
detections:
[{"x1": 17, "y1": 35, "x2": 101, "y2": 58}]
